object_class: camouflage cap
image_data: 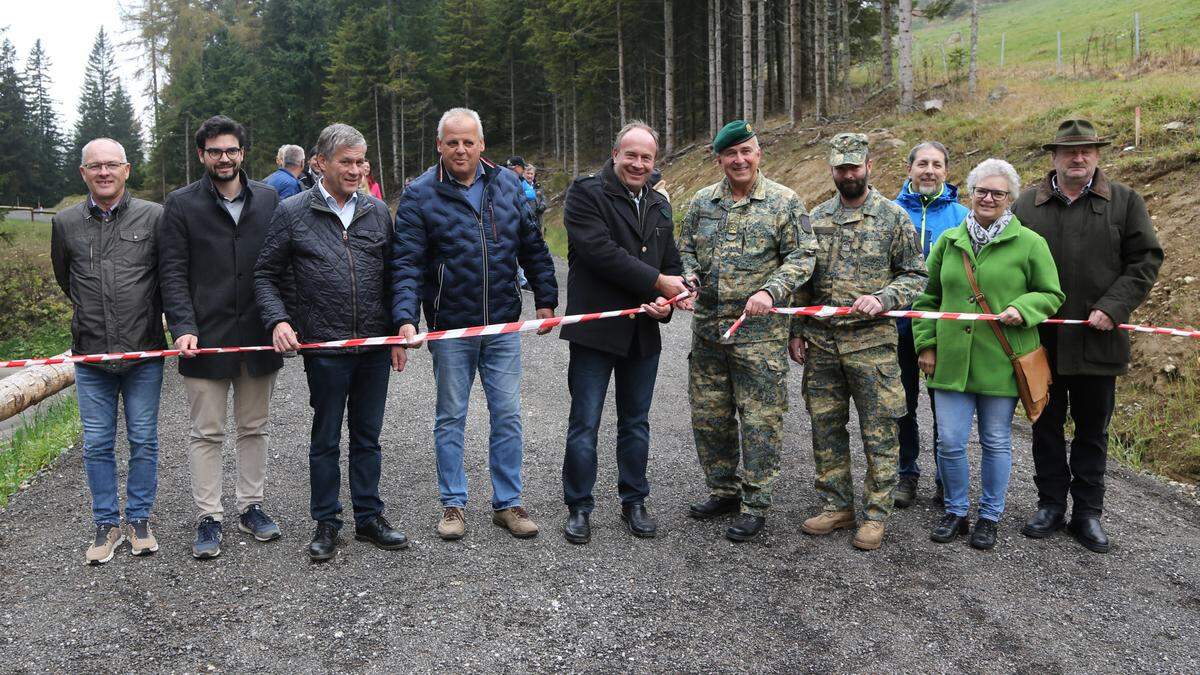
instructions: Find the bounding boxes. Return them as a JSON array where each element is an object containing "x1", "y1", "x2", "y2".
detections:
[{"x1": 828, "y1": 133, "x2": 869, "y2": 166}]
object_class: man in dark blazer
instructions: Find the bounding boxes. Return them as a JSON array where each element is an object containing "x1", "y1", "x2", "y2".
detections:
[
  {"x1": 559, "y1": 121, "x2": 691, "y2": 544},
  {"x1": 1012, "y1": 119, "x2": 1163, "y2": 554},
  {"x1": 158, "y1": 115, "x2": 284, "y2": 560}
]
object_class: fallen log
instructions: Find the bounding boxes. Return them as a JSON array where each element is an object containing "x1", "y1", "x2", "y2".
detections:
[{"x1": 0, "y1": 353, "x2": 75, "y2": 423}]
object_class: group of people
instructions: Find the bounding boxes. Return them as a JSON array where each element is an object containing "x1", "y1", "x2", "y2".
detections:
[
  {"x1": 261, "y1": 143, "x2": 383, "y2": 202},
  {"x1": 50, "y1": 107, "x2": 1159, "y2": 566}
]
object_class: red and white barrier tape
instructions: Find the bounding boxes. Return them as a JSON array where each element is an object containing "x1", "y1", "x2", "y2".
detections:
[
  {"x1": 0, "y1": 291, "x2": 691, "y2": 369},
  {"x1": 722, "y1": 305, "x2": 1200, "y2": 340}
]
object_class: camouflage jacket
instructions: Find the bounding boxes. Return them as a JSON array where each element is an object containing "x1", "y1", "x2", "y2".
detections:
[
  {"x1": 793, "y1": 186, "x2": 928, "y2": 353},
  {"x1": 679, "y1": 172, "x2": 817, "y2": 343}
]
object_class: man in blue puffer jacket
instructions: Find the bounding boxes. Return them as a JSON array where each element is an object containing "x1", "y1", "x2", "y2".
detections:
[
  {"x1": 391, "y1": 107, "x2": 558, "y2": 542},
  {"x1": 893, "y1": 140, "x2": 970, "y2": 509}
]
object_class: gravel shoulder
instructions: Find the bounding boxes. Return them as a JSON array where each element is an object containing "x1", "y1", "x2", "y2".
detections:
[{"x1": 1, "y1": 259, "x2": 1198, "y2": 673}]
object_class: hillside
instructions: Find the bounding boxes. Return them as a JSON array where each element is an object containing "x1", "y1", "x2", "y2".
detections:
[{"x1": 542, "y1": 61, "x2": 1200, "y2": 481}]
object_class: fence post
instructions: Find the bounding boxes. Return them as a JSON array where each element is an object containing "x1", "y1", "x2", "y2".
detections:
[
  {"x1": 1057, "y1": 31, "x2": 1063, "y2": 73},
  {"x1": 1134, "y1": 13, "x2": 1140, "y2": 59},
  {"x1": 1000, "y1": 33, "x2": 1006, "y2": 67}
]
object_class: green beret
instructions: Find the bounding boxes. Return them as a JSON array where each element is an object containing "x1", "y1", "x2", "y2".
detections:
[
  {"x1": 712, "y1": 120, "x2": 756, "y2": 154},
  {"x1": 829, "y1": 133, "x2": 869, "y2": 166}
]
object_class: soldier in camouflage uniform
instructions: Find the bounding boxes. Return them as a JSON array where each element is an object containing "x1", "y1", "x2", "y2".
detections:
[
  {"x1": 679, "y1": 120, "x2": 818, "y2": 542},
  {"x1": 791, "y1": 133, "x2": 928, "y2": 551}
]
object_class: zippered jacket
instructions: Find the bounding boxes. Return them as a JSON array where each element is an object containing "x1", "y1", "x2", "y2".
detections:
[
  {"x1": 894, "y1": 180, "x2": 968, "y2": 334},
  {"x1": 51, "y1": 192, "x2": 167, "y2": 363},
  {"x1": 254, "y1": 185, "x2": 394, "y2": 354},
  {"x1": 390, "y1": 158, "x2": 558, "y2": 331}
]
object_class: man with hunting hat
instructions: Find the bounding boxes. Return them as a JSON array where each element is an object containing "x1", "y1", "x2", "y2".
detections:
[
  {"x1": 1012, "y1": 119, "x2": 1162, "y2": 554},
  {"x1": 679, "y1": 119, "x2": 817, "y2": 542},
  {"x1": 792, "y1": 132, "x2": 927, "y2": 551}
]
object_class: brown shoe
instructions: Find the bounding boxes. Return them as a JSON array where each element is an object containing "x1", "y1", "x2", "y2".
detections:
[
  {"x1": 853, "y1": 521, "x2": 885, "y2": 550},
  {"x1": 126, "y1": 520, "x2": 159, "y2": 556},
  {"x1": 436, "y1": 507, "x2": 466, "y2": 540},
  {"x1": 492, "y1": 506, "x2": 539, "y2": 539},
  {"x1": 801, "y1": 510, "x2": 856, "y2": 535},
  {"x1": 85, "y1": 524, "x2": 125, "y2": 565}
]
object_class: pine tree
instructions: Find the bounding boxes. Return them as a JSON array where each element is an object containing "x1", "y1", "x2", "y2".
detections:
[
  {"x1": 108, "y1": 82, "x2": 144, "y2": 188},
  {"x1": 0, "y1": 35, "x2": 33, "y2": 204},
  {"x1": 72, "y1": 29, "x2": 119, "y2": 169},
  {"x1": 24, "y1": 40, "x2": 67, "y2": 207}
]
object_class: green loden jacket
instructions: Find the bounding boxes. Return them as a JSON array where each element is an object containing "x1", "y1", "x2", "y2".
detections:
[{"x1": 912, "y1": 215, "x2": 1065, "y2": 397}]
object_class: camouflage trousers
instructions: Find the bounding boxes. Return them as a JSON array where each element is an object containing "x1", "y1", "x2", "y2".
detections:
[
  {"x1": 688, "y1": 335, "x2": 789, "y2": 517},
  {"x1": 802, "y1": 341, "x2": 906, "y2": 521}
]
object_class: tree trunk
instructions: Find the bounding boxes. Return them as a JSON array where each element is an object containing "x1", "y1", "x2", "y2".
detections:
[
  {"x1": 899, "y1": 0, "x2": 914, "y2": 110},
  {"x1": 881, "y1": 0, "x2": 893, "y2": 85},
  {"x1": 821, "y1": 0, "x2": 830, "y2": 114},
  {"x1": 390, "y1": 92, "x2": 401, "y2": 190},
  {"x1": 708, "y1": 0, "x2": 717, "y2": 137},
  {"x1": 571, "y1": 83, "x2": 579, "y2": 177},
  {"x1": 741, "y1": 0, "x2": 753, "y2": 120},
  {"x1": 0, "y1": 356, "x2": 74, "y2": 423},
  {"x1": 812, "y1": 0, "x2": 822, "y2": 118},
  {"x1": 789, "y1": 0, "x2": 799, "y2": 123},
  {"x1": 840, "y1": 0, "x2": 850, "y2": 100},
  {"x1": 714, "y1": 0, "x2": 724, "y2": 125},
  {"x1": 754, "y1": 0, "x2": 765, "y2": 122},
  {"x1": 617, "y1": 0, "x2": 628, "y2": 125},
  {"x1": 967, "y1": 0, "x2": 979, "y2": 98},
  {"x1": 509, "y1": 45, "x2": 516, "y2": 157},
  {"x1": 373, "y1": 86, "x2": 385, "y2": 199},
  {"x1": 664, "y1": 0, "x2": 675, "y2": 155}
]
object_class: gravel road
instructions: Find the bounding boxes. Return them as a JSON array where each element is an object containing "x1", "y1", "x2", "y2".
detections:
[{"x1": 2, "y1": 260, "x2": 1198, "y2": 673}]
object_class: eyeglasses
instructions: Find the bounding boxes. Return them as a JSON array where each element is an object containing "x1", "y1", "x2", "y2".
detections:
[
  {"x1": 972, "y1": 187, "x2": 1010, "y2": 201},
  {"x1": 82, "y1": 162, "x2": 128, "y2": 172},
  {"x1": 203, "y1": 147, "x2": 243, "y2": 160}
]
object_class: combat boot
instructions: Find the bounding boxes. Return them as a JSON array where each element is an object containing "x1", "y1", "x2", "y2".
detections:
[
  {"x1": 853, "y1": 521, "x2": 885, "y2": 550},
  {"x1": 801, "y1": 510, "x2": 856, "y2": 535}
]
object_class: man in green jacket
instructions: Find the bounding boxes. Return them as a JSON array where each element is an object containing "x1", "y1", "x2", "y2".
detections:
[
  {"x1": 792, "y1": 133, "x2": 928, "y2": 551},
  {"x1": 1012, "y1": 119, "x2": 1163, "y2": 554}
]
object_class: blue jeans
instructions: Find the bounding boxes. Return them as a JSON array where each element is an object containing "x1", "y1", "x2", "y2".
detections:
[
  {"x1": 562, "y1": 342, "x2": 659, "y2": 512},
  {"x1": 303, "y1": 350, "x2": 390, "y2": 529},
  {"x1": 428, "y1": 332, "x2": 524, "y2": 510},
  {"x1": 74, "y1": 361, "x2": 164, "y2": 526},
  {"x1": 933, "y1": 389, "x2": 1018, "y2": 522}
]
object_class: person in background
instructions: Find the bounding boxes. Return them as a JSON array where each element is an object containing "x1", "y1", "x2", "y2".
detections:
[
  {"x1": 361, "y1": 160, "x2": 384, "y2": 200},
  {"x1": 892, "y1": 141, "x2": 969, "y2": 509},
  {"x1": 525, "y1": 163, "x2": 547, "y2": 231},
  {"x1": 51, "y1": 138, "x2": 166, "y2": 565},
  {"x1": 263, "y1": 144, "x2": 305, "y2": 200},
  {"x1": 299, "y1": 146, "x2": 320, "y2": 190},
  {"x1": 507, "y1": 155, "x2": 538, "y2": 290},
  {"x1": 913, "y1": 158, "x2": 1063, "y2": 551}
]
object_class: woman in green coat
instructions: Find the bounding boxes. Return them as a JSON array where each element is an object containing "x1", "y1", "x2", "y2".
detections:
[{"x1": 912, "y1": 158, "x2": 1064, "y2": 550}]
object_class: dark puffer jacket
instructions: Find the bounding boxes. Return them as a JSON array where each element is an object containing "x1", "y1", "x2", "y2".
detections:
[
  {"x1": 254, "y1": 185, "x2": 394, "y2": 354},
  {"x1": 390, "y1": 158, "x2": 557, "y2": 331}
]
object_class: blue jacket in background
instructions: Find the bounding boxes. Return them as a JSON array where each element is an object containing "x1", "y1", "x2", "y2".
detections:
[
  {"x1": 894, "y1": 180, "x2": 969, "y2": 333},
  {"x1": 520, "y1": 178, "x2": 537, "y2": 204},
  {"x1": 390, "y1": 158, "x2": 558, "y2": 331},
  {"x1": 262, "y1": 167, "x2": 303, "y2": 200}
]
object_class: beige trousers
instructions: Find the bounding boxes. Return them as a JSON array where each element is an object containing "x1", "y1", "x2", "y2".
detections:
[{"x1": 183, "y1": 364, "x2": 279, "y2": 521}]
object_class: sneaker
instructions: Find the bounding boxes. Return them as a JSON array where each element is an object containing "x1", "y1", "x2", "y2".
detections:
[
  {"x1": 492, "y1": 506, "x2": 539, "y2": 539},
  {"x1": 437, "y1": 507, "x2": 467, "y2": 540},
  {"x1": 126, "y1": 520, "x2": 159, "y2": 556},
  {"x1": 238, "y1": 504, "x2": 282, "y2": 542},
  {"x1": 85, "y1": 524, "x2": 125, "y2": 565},
  {"x1": 894, "y1": 476, "x2": 918, "y2": 509},
  {"x1": 192, "y1": 516, "x2": 222, "y2": 559}
]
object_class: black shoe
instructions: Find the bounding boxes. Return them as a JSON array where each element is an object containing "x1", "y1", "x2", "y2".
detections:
[
  {"x1": 192, "y1": 516, "x2": 222, "y2": 559},
  {"x1": 970, "y1": 518, "x2": 999, "y2": 550},
  {"x1": 1021, "y1": 507, "x2": 1067, "y2": 539},
  {"x1": 354, "y1": 515, "x2": 410, "y2": 551},
  {"x1": 621, "y1": 503, "x2": 658, "y2": 538},
  {"x1": 930, "y1": 512, "x2": 970, "y2": 543},
  {"x1": 1067, "y1": 517, "x2": 1110, "y2": 554},
  {"x1": 564, "y1": 509, "x2": 590, "y2": 545},
  {"x1": 308, "y1": 521, "x2": 339, "y2": 562},
  {"x1": 725, "y1": 513, "x2": 766, "y2": 542},
  {"x1": 688, "y1": 495, "x2": 741, "y2": 520},
  {"x1": 931, "y1": 482, "x2": 944, "y2": 507},
  {"x1": 894, "y1": 476, "x2": 918, "y2": 509}
]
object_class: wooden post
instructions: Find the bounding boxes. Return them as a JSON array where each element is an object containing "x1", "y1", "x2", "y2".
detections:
[
  {"x1": 1134, "y1": 13, "x2": 1140, "y2": 59},
  {"x1": 1000, "y1": 33, "x2": 1006, "y2": 67},
  {"x1": 1057, "y1": 31, "x2": 1063, "y2": 73},
  {"x1": 1135, "y1": 106, "x2": 1142, "y2": 147}
]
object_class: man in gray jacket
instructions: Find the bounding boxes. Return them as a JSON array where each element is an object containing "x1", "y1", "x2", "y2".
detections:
[{"x1": 51, "y1": 138, "x2": 166, "y2": 565}]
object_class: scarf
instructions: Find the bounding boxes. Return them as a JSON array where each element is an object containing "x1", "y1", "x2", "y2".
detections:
[{"x1": 966, "y1": 210, "x2": 1013, "y2": 254}]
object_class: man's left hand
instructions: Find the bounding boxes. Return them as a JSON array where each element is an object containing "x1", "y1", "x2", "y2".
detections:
[
  {"x1": 535, "y1": 308, "x2": 556, "y2": 335},
  {"x1": 851, "y1": 294, "x2": 884, "y2": 316},
  {"x1": 1088, "y1": 309, "x2": 1115, "y2": 331},
  {"x1": 744, "y1": 290, "x2": 774, "y2": 317}
]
